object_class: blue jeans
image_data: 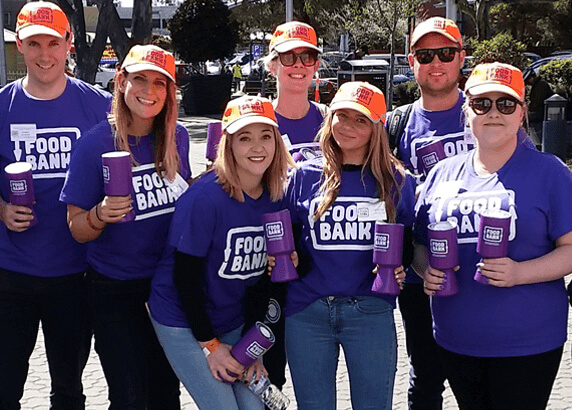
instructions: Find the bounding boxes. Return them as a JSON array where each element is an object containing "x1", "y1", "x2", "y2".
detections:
[
  {"x1": 286, "y1": 296, "x2": 397, "y2": 410},
  {"x1": 150, "y1": 313, "x2": 264, "y2": 410},
  {"x1": 0, "y1": 269, "x2": 89, "y2": 410}
]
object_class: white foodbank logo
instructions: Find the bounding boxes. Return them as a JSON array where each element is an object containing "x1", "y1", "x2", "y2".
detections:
[
  {"x1": 265, "y1": 221, "x2": 284, "y2": 240},
  {"x1": 430, "y1": 239, "x2": 448, "y2": 256},
  {"x1": 483, "y1": 226, "x2": 503, "y2": 243},
  {"x1": 422, "y1": 152, "x2": 439, "y2": 168},
  {"x1": 246, "y1": 341, "x2": 266, "y2": 359},
  {"x1": 10, "y1": 179, "x2": 27, "y2": 194},
  {"x1": 102, "y1": 165, "x2": 110, "y2": 182},
  {"x1": 374, "y1": 233, "x2": 390, "y2": 250}
]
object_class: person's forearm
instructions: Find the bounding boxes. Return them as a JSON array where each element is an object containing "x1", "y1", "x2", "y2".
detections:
[
  {"x1": 516, "y1": 244, "x2": 572, "y2": 285},
  {"x1": 67, "y1": 204, "x2": 106, "y2": 243}
]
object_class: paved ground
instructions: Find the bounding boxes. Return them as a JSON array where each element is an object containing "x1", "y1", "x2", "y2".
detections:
[{"x1": 20, "y1": 113, "x2": 572, "y2": 409}]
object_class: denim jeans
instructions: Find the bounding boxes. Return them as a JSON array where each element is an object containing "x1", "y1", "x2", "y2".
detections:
[
  {"x1": 286, "y1": 296, "x2": 397, "y2": 410},
  {"x1": 0, "y1": 269, "x2": 89, "y2": 410},
  {"x1": 398, "y1": 282, "x2": 446, "y2": 410},
  {"x1": 87, "y1": 268, "x2": 180, "y2": 410},
  {"x1": 150, "y1": 313, "x2": 264, "y2": 410}
]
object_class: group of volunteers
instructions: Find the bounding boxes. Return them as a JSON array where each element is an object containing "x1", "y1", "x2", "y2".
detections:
[{"x1": 1, "y1": 1, "x2": 571, "y2": 409}]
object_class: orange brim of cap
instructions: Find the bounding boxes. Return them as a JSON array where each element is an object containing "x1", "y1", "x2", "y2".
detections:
[
  {"x1": 330, "y1": 101, "x2": 384, "y2": 123},
  {"x1": 466, "y1": 83, "x2": 524, "y2": 102}
]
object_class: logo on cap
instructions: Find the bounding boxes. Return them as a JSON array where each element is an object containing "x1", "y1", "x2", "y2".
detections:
[
  {"x1": 266, "y1": 221, "x2": 284, "y2": 240},
  {"x1": 485, "y1": 66, "x2": 513, "y2": 86},
  {"x1": 238, "y1": 101, "x2": 266, "y2": 116},
  {"x1": 143, "y1": 50, "x2": 167, "y2": 69},
  {"x1": 31, "y1": 8, "x2": 53, "y2": 24},
  {"x1": 375, "y1": 233, "x2": 390, "y2": 250},
  {"x1": 289, "y1": 25, "x2": 311, "y2": 42},
  {"x1": 352, "y1": 86, "x2": 374, "y2": 106},
  {"x1": 483, "y1": 226, "x2": 503, "y2": 244},
  {"x1": 10, "y1": 180, "x2": 27, "y2": 195},
  {"x1": 430, "y1": 239, "x2": 449, "y2": 256}
]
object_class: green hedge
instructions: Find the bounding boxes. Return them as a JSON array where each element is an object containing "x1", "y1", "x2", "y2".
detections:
[{"x1": 539, "y1": 57, "x2": 572, "y2": 99}]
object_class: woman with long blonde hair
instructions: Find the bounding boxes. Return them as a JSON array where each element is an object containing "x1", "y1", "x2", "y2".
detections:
[
  {"x1": 61, "y1": 44, "x2": 190, "y2": 409},
  {"x1": 148, "y1": 95, "x2": 294, "y2": 409},
  {"x1": 274, "y1": 81, "x2": 416, "y2": 408}
]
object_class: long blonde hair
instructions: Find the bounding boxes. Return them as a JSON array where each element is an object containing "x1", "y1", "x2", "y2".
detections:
[
  {"x1": 109, "y1": 68, "x2": 180, "y2": 181},
  {"x1": 314, "y1": 111, "x2": 405, "y2": 222},
  {"x1": 213, "y1": 126, "x2": 295, "y2": 202}
]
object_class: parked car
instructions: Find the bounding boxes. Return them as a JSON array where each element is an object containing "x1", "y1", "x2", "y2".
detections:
[
  {"x1": 95, "y1": 64, "x2": 116, "y2": 92},
  {"x1": 522, "y1": 52, "x2": 572, "y2": 79}
]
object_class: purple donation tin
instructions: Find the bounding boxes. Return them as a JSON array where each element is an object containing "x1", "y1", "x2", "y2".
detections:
[
  {"x1": 428, "y1": 221, "x2": 459, "y2": 296},
  {"x1": 262, "y1": 209, "x2": 298, "y2": 282},
  {"x1": 101, "y1": 151, "x2": 135, "y2": 223},
  {"x1": 474, "y1": 209, "x2": 511, "y2": 285},
  {"x1": 371, "y1": 222, "x2": 404, "y2": 295},
  {"x1": 205, "y1": 121, "x2": 223, "y2": 161},
  {"x1": 415, "y1": 140, "x2": 446, "y2": 176},
  {"x1": 231, "y1": 322, "x2": 275, "y2": 367},
  {"x1": 5, "y1": 162, "x2": 38, "y2": 227}
]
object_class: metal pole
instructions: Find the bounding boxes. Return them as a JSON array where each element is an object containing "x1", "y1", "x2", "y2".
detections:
[
  {"x1": 0, "y1": 0, "x2": 8, "y2": 87},
  {"x1": 286, "y1": 0, "x2": 293, "y2": 22}
]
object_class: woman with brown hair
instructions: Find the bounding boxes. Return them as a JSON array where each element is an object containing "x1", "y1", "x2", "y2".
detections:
[
  {"x1": 61, "y1": 44, "x2": 190, "y2": 409},
  {"x1": 280, "y1": 81, "x2": 415, "y2": 408}
]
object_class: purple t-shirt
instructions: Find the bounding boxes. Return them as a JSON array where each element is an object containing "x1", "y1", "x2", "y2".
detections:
[
  {"x1": 396, "y1": 90, "x2": 472, "y2": 176},
  {"x1": 151, "y1": 172, "x2": 284, "y2": 333},
  {"x1": 276, "y1": 102, "x2": 324, "y2": 162},
  {"x1": 284, "y1": 158, "x2": 416, "y2": 316},
  {"x1": 415, "y1": 143, "x2": 572, "y2": 357},
  {"x1": 60, "y1": 120, "x2": 191, "y2": 280},
  {"x1": 0, "y1": 78, "x2": 111, "y2": 277}
]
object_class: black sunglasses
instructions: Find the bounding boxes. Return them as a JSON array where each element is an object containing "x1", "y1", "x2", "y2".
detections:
[
  {"x1": 413, "y1": 47, "x2": 460, "y2": 64},
  {"x1": 468, "y1": 97, "x2": 522, "y2": 115},
  {"x1": 278, "y1": 50, "x2": 318, "y2": 67}
]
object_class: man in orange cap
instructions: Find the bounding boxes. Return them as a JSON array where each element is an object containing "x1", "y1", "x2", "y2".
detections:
[
  {"x1": 387, "y1": 16, "x2": 468, "y2": 410},
  {"x1": 0, "y1": 2, "x2": 111, "y2": 408}
]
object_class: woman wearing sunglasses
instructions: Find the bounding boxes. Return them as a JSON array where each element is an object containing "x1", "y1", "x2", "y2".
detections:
[
  {"x1": 264, "y1": 21, "x2": 326, "y2": 163},
  {"x1": 414, "y1": 62, "x2": 572, "y2": 409}
]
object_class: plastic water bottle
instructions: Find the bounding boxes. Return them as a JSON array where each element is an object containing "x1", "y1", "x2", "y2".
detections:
[{"x1": 247, "y1": 373, "x2": 290, "y2": 410}]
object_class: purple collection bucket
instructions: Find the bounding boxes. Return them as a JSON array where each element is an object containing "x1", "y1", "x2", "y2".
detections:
[
  {"x1": 371, "y1": 222, "x2": 404, "y2": 295},
  {"x1": 231, "y1": 322, "x2": 275, "y2": 367},
  {"x1": 101, "y1": 151, "x2": 135, "y2": 223},
  {"x1": 415, "y1": 140, "x2": 446, "y2": 176},
  {"x1": 5, "y1": 162, "x2": 38, "y2": 227},
  {"x1": 262, "y1": 209, "x2": 298, "y2": 282},
  {"x1": 205, "y1": 121, "x2": 223, "y2": 161},
  {"x1": 474, "y1": 209, "x2": 511, "y2": 285},
  {"x1": 428, "y1": 221, "x2": 459, "y2": 296}
]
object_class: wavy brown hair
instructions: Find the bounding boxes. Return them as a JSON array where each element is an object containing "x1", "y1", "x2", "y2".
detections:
[
  {"x1": 213, "y1": 126, "x2": 295, "y2": 202},
  {"x1": 313, "y1": 111, "x2": 405, "y2": 222},
  {"x1": 109, "y1": 68, "x2": 180, "y2": 181}
]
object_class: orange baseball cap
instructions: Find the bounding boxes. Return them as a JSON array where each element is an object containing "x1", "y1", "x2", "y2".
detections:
[
  {"x1": 410, "y1": 17, "x2": 462, "y2": 49},
  {"x1": 121, "y1": 45, "x2": 176, "y2": 83},
  {"x1": 269, "y1": 21, "x2": 321, "y2": 54},
  {"x1": 16, "y1": 1, "x2": 71, "y2": 40},
  {"x1": 465, "y1": 62, "x2": 525, "y2": 102},
  {"x1": 222, "y1": 96, "x2": 279, "y2": 134},
  {"x1": 329, "y1": 82, "x2": 387, "y2": 123}
]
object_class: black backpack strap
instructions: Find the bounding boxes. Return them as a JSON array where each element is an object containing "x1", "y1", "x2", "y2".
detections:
[{"x1": 386, "y1": 103, "x2": 413, "y2": 156}]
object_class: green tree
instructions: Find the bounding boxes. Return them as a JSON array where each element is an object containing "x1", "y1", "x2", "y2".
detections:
[
  {"x1": 469, "y1": 33, "x2": 529, "y2": 70},
  {"x1": 169, "y1": 0, "x2": 239, "y2": 66}
]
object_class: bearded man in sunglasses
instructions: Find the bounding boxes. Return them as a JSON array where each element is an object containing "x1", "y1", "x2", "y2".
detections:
[{"x1": 389, "y1": 17, "x2": 470, "y2": 410}]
